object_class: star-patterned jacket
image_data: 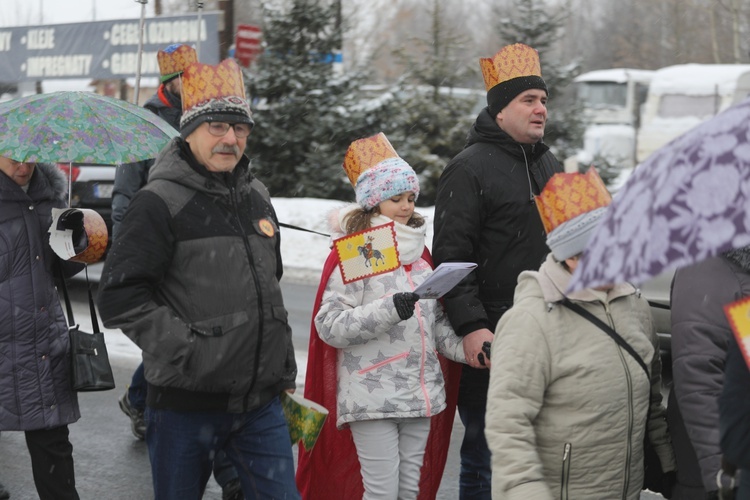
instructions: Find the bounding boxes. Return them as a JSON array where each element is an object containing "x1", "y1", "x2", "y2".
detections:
[{"x1": 314, "y1": 206, "x2": 466, "y2": 428}]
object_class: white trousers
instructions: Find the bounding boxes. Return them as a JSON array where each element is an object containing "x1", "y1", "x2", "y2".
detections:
[{"x1": 349, "y1": 417, "x2": 431, "y2": 500}]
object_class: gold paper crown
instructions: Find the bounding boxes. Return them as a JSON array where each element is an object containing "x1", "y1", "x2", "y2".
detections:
[
  {"x1": 342, "y1": 133, "x2": 399, "y2": 186},
  {"x1": 535, "y1": 168, "x2": 612, "y2": 234},
  {"x1": 480, "y1": 43, "x2": 542, "y2": 91},
  {"x1": 181, "y1": 59, "x2": 247, "y2": 113},
  {"x1": 157, "y1": 44, "x2": 197, "y2": 82},
  {"x1": 71, "y1": 209, "x2": 109, "y2": 264}
]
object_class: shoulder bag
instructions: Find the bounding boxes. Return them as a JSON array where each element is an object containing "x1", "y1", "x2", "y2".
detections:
[{"x1": 57, "y1": 265, "x2": 116, "y2": 392}]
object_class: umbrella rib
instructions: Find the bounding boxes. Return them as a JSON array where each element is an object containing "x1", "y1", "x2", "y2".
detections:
[{"x1": 78, "y1": 93, "x2": 121, "y2": 166}]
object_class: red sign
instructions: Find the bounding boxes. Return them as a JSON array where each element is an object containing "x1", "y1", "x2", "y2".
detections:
[{"x1": 235, "y1": 24, "x2": 262, "y2": 67}]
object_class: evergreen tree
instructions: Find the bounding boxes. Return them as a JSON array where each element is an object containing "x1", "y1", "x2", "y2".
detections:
[
  {"x1": 380, "y1": 86, "x2": 479, "y2": 204},
  {"x1": 493, "y1": 0, "x2": 584, "y2": 162},
  {"x1": 380, "y1": 0, "x2": 480, "y2": 205},
  {"x1": 246, "y1": 0, "x2": 391, "y2": 200}
]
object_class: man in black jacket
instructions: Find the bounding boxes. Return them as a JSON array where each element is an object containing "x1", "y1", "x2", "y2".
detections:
[
  {"x1": 433, "y1": 43, "x2": 563, "y2": 499},
  {"x1": 98, "y1": 60, "x2": 292, "y2": 499},
  {"x1": 112, "y1": 43, "x2": 242, "y2": 499}
]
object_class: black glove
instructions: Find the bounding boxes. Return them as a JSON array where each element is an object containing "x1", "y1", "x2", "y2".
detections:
[
  {"x1": 478, "y1": 341, "x2": 492, "y2": 366},
  {"x1": 705, "y1": 491, "x2": 720, "y2": 500},
  {"x1": 393, "y1": 292, "x2": 419, "y2": 320},
  {"x1": 659, "y1": 470, "x2": 677, "y2": 499},
  {"x1": 59, "y1": 210, "x2": 88, "y2": 253}
]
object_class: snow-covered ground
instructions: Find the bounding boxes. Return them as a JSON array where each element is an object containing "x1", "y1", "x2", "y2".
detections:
[
  {"x1": 273, "y1": 197, "x2": 437, "y2": 283},
  {"x1": 78, "y1": 196, "x2": 439, "y2": 389}
]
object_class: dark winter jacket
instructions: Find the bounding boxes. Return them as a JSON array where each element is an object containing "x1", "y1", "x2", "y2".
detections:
[
  {"x1": 97, "y1": 138, "x2": 297, "y2": 413},
  {"x1": 0, "y1": 163, "x2": 82, "y2": 431},
  {"x1": 432, "y1": 107, "x2": 562, "y2": 405},
  {"x1": 111, "y1": 85, "x2": 182, "y2": 240},
  {"x1": 668, "y1": 250, "x2": 750, "y2": 498},
  {"x1": 719, "y1": 338, "x2": 750, "y2": 499}
]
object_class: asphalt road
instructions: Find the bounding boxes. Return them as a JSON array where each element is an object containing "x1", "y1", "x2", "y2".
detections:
[
  {"x1": 0, "y1": 278, "x2": 463, "y2": 499},
  {"x1": 0, "y1": 277, "x2": 666, "y2": 499}
]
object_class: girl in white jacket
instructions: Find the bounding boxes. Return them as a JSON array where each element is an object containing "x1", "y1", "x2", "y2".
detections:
[{"x1": 313, "y1": 133, "x2": 466, "y2": 499}]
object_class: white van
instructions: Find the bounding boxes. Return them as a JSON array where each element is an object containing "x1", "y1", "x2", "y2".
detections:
[{"x1": 636, "y1": 64, "x2": 750, "y2": 163}]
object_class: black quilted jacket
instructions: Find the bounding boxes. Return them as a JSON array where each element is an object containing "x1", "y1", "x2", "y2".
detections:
[{"x1": 0, "y1": 163, "x2": 81, "y2": 431}]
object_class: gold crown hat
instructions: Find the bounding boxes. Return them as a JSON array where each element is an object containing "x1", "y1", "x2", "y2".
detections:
[
  {"x1": 342, "y1": 133, "x2": 420, "y2": 210},
  {"x1": 157, "y1": 44, "x2": 197, "y2": 83},
  {"x1": 70, "y1": 209, "x2": 109, "y2": 264},
  {"x1": 179, "y1": 59, "x2": 254, "y2": 138},
  {"x1": 480, "y1": 43, "x2": 548, "y2": 116},
  {"x1": 535, "y1": 167, "x2": 612, "y2": 261}
]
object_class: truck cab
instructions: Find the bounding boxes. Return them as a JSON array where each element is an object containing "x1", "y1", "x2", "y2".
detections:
[{"x1": 572, "y1": 69, "x2": 653, "y2": 173}]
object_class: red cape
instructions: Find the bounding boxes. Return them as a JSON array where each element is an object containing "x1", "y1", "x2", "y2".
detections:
[{"x1": 296, "y1": 248, "x2": 462, "y2": 499}]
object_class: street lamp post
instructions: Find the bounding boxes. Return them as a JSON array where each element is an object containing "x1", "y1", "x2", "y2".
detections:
[
  {"x1": 217, "y1": 0, "x2": 234, "y2": 60},
  {"x1": 133, "y1": 0, "x2": 148, "y2": 105},
  {"x1": 196, "y1": 1, "x2": 204, "y2": 59}
]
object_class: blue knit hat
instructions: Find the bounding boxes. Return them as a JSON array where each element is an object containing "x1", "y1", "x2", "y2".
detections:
[{"x1": 355, "y1": 157, "x2": 420, "y2": 210}]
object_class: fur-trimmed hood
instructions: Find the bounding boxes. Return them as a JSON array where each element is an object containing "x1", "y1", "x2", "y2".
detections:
[
  {"x1": 724, "y1": 245, "x2": 750, "y2": 273},
  {"x1": 36, "y1": 163, "x2": 69, "y2": 202},
  {"x1": 0, "y1": 162, "x2": 68, "y2": 203}
]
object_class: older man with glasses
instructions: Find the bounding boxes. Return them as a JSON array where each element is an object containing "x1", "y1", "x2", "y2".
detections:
[{"x1": 97, "y1": 59, "x2": 300, "y2": 500}]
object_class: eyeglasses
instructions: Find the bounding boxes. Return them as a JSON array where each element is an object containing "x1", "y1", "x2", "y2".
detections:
[{"x1": 206, "y1": 122, "x2": 252, "y2": 139}]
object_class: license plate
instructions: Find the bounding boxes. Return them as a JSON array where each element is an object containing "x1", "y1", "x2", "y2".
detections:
[{"x1": 94, "y1": 183, "x2": 114, "y2": 198}]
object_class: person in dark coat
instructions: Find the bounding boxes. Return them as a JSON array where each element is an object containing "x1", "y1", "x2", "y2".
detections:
[
  {"x1": 111, "y1": 43, "x2": 197, "y2": 443},
  {"x1": 0, "y1": 156, "x2": 83, "y2": 500},
  {"x1": 719, "y1": 337, "x2": 750, "y2": 499},
  {"x1": 97, "y1": 59, "x2": 299, "y2": 500},
  {"x1": 432, "y1": 43, "x2": 563, "y2": 499},
  {"x1": 111, "y1": 43, "x2": 193, "y2": 240},
  {"x1": 668, "y1": 247, "x2": 750, "y2": 499}
]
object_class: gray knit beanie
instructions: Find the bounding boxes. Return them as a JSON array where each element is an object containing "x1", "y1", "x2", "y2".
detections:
[{"x1": 546, "y1": 206, "x2": 608, "y2": 261}]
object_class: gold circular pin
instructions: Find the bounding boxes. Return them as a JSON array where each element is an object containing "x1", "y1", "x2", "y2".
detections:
[{"x1": 259, "y1": 219, "x2": 275, "y2": 237}]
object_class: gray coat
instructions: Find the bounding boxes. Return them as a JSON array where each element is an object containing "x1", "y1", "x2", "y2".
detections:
[
  {"x1": 486, "y1": 254, "x2": 675, "y2": 500},
  {"x1": 669, "y1": 249, "x2": 750, "y2": 496},
  {"x1": 0, "y1": 163, "x2": 81, "y2": 431}
]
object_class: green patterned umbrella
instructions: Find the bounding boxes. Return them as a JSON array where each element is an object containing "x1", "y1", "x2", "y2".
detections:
[{"x1": 0, "y1": 91, "x2": 178, "y2": 165}]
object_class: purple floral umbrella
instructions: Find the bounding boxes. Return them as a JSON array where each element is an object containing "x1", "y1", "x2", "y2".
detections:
[
  {"x1": 0, "y1": 91, "x2": 178, "y2": 165},
  {"x1": 569, "y1": 97, "x2": 750, "y2": 292}
]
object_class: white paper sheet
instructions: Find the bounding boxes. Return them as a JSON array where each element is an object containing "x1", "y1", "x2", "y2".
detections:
[
  {"x1": 413, "y1": 262, "x2": 477, "y2": 299},
  {"x1": 48, "y1": 208, "x2": 80, "y2": 260}
]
